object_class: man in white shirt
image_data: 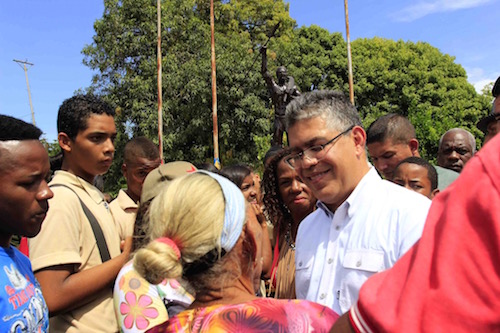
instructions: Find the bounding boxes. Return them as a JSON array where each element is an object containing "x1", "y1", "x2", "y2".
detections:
[{"x1": 284, "y1": 90, "x2": 431, "y2": 315}]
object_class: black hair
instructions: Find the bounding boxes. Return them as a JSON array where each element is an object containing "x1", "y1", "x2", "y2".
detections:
[
  {"x1": 366, "y1": 113, "x2": 416, "y2": 145},
  {"x1": 394, "y1": 156, "x2": 438, "y2": 191},
  {"x1": 123, "y1": 136, "x2": 159, "y2": 165},
  {"x1": 57, "y1": 94, "x2": 115, "y2": 140},
  {"x1": 0, "y1": 115, "x2": 42, "y2": 141},
  {"x1": 219, "y1": 164, "x2": 253, "y2": 188},
  {"x1": 195, "y1": 162, "x2": 220, "y2": 173},
  {"x1": 263, "y1": 145, "x2": 283, "y2": 167}
]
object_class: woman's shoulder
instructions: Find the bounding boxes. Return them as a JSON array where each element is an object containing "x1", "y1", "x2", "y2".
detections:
[{"x1": 147, "y1": 299, "x2": 338, "y2": 333}]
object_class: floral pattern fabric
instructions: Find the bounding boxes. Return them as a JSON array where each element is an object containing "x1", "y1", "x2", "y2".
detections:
[
  {"x1": 146, "y1": 298, "x2": 338, "y2": 332},
  {"x1": 114, "y1": 260, "x2": 194, "y2": 333}
]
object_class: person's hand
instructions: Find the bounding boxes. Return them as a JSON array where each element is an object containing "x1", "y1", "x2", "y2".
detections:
[
  {"x1": 120, "y1": 236, "x2": 133, "y2": 257},
  {"x1": 251, "y1": 202, "x2": 266, "y2": 226}
]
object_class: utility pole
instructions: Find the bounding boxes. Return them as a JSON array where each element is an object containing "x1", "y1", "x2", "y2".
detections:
[
  {"x1": 210, "y1": 0, "x2": 220, "y2": 169},
  {"x1": 156, "y1": 0, "x2": 164, "y2": 163},
  {"x1": 13, "y1": 59, "x2": 36, "y2": 125},
  {"x1": 343, "y1": 0, "x2": 355, "y2": 105}
]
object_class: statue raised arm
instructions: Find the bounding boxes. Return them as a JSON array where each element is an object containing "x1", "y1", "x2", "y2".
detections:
[{"x1": 260, "y1": 46, "x2": 300, "y2": 146}]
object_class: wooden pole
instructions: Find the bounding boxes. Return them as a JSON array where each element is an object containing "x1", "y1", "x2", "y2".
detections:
[
  {"x1": 344, "y1": 0, "x2": 355, "y2": 105},
  {"x1": 210, "y1": 0, "x2": 220, "y2": 169},
  {"x1": 13, "y1": 59, "x2": 36, "y2": 125},
  {"x1": 157, "y1": 0, "x2": 164, "y2": 162}
]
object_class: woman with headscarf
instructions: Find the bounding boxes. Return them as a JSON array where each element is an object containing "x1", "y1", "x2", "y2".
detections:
[{"x1": 133, "y1": 171, "x2": 338, "y2": 332}]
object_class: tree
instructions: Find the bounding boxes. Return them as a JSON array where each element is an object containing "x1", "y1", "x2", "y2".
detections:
[
  {"x1": 83, "y1": 1, "x2": 489, "y2": 191},
  {"x1": 83, "y1": 0, "x2": 296, "y2": 192},
  {"x1": 276, "y1": 29, "x2": 489, "y2": 158}
]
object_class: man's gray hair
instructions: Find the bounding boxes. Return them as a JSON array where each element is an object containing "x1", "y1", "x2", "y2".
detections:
[
  {"x1": 285, "y1": 90, "x2": 361, "y2": 131},
  {"x1": 438, "y1": 128, "x2": 477, "y2": 154}
]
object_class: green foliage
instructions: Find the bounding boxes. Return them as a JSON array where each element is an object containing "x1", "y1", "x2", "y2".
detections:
[
  {"x1": 40, "y1": 138, "x2": 61, "y2": 157},
  {"x1": 83, "y1": 1, "x2": 489, "y2": 192},
  {"x1": 83, "y1": 0, "x2": 296, "y2": 192}
]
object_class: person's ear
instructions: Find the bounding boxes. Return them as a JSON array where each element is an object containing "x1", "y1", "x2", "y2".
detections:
[
  {"x1": 121, "y1": 163, "x2": 127, "y2": 178},
  {"x1": 352, "y1": 126, "x2": 367, "y2": 156},
  {"x1": 58, "y1": 133, "x2": 72, "y2": 153},
  {"x1": 430, "y1": 188, "x2": 440, "y2": 199},
  {"x1": 409, "y1": 139, "x2": 420, "y2": 156}
]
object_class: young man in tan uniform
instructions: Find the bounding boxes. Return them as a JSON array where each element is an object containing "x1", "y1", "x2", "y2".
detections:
[
  {"x1": 109, "y1": 137, "x2": 160, "y2": 241},
  {"x1": 29, "y1": 95, "x2": 131, "y2": 332}
]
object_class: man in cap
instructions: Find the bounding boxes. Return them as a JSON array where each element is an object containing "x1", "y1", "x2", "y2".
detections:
[{"x1": 477, "y1": 76, "x2": 500, "y2": 144}]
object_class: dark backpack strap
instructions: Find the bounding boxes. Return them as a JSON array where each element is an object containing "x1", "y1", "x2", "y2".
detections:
[{"x1": 50, "y1": 184, "x2": 112, "y2": 263}]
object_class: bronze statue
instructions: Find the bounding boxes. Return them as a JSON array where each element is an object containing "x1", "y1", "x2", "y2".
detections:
[{"x1": 261, "y1": 46, "x2": 300, "y2": 146}]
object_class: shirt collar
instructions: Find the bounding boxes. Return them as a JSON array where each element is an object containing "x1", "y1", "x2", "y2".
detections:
[
  {"x1": 117, "y1": 189, "x2": 138, "y2": 210},
  {"x1": 316, "y1": 167, "x2": 380, "y2": 219},
  {"x1": 52, "y1": 170, "x2": 105, "y2": 205}
]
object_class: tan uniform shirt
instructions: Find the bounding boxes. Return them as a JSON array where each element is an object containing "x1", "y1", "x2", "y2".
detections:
[
  {"x1": 29, "y1": 171, "x2": 121, "y2": 333},
  {"x1": 109, "y1": 189, "x2": 138, "y2": 241}
]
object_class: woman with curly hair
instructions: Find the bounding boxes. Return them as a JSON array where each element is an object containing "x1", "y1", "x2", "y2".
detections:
[{"x1": 263, "y1": 148, "x2": 317, "y2": 299}]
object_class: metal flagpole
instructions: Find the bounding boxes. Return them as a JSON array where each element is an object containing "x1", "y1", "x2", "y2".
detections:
[
  {"x1": 344, "y1": 0, "x2": 355, "y2": 105},
  {"x1": 210, "y1": 0, "x2": 220, "y2": 169},
  {"x1": 13, "y1": 59, "x2": 36, "y2": 125},
  {"x1": 157, "y1": 0, "x2": 164, "y2": 163}
]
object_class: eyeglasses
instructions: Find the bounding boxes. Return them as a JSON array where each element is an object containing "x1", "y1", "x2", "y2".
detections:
[{"x1": 285, "y1": 125, "x2": 354, "y2": 169}]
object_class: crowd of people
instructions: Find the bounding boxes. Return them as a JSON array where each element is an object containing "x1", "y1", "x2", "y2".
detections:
[{"x1": 1, "y1": 75, "x2": 499, "y2": 332}]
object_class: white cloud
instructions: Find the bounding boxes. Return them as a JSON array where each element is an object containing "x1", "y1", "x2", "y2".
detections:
[
  {"x1": 464, "y1": 66, "x2": 499, "y2": 94},
  {"x1": 392, "y1": 0, "x2": 495, "y2": 22}
]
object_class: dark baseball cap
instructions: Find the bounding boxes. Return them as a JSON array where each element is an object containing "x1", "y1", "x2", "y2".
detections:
[{"x1": 477, "y1": 76, "x2": 500, "y2": 133}]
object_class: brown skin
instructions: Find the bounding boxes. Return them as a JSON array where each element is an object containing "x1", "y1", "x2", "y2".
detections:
[
  {"x1": 35, "y1": 113, "x2": 132, "y2": 316},
  {"x1": 288, "y1": 117, "x2": 370, "y2": 212},
  {"x1": 329, "y1": 312, "x2": 355, "y2": 333},
  {"x1": 58, "y1": 114, "x2": 116, "y2": 184},
  {"x1": 0, "y1": 141, "x2": 53, "y2": 247},
  {"x1": 241, "y1": 173, "x2": 258, "y2": 204},
  {"x1": 437, "y1": 129, "x2": 474, "y2": 173},
  {"x1": 367, "y1": 138, "x2": 419, "y2": 179},
  {"x1": 190, "y1": 208, "x2": 261, "y2": 308},
  {"x1": 392, "y1": 163, "x2": 439, "y2": 199},
  {"x1": 122, "y1": 157, "x2": 161, "y2": 203},
  {"x1": 484, "y1": 97, "x2": 500, "y2": 144},
  {"x1": 277, "y1": 158, "x2": 316, "y2": 238}
]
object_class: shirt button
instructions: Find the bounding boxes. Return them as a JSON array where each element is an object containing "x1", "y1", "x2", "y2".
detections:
[
  {"x1": 320, "y1": 293, "x2": 326, "y2": 300},
  {"x1": 328, "y1": 258, "x2": 333, "y2": 264},
  {"x1": 356, "y1": 260, "x2": 362, "y2": 267},
  {"x1": 335, "y1": 225, "x2": 340, "y2": 231},
  {"x1": 298, "y1": 261, "x2": 303, "y2": 267}
]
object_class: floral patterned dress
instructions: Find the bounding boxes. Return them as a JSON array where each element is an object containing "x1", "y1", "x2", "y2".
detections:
[
  {"x1": 114, "y1": 260, "x2": 194, "y2": 332},
  {"x1": 146, "y1": 298, "x2": 338, "y2": 332}
]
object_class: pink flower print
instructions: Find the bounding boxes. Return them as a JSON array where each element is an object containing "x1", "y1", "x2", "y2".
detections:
[{"x1": 120, "y1": 291, "x2": 159, "y2": 330}]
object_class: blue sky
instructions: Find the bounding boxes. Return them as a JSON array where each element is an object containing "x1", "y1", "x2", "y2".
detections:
[{"x1": 1, "y1": 0, "x2": 498, "y2": 141}]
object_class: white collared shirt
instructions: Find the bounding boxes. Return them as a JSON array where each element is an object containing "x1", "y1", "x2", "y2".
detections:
[{"x1": 295, "y1": 167, "x2": 431, "y2": 314}]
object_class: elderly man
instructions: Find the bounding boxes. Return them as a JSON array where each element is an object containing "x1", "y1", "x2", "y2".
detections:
[
  {"x1": 285, "y1": 90, "x2": 430, "y2": 315},
  {"x1": 437, "y1": 128, "x2": 475, "y2": 173},
  {"x1": 477, "y1": 76, "x2": 500, "y2": 144}
]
